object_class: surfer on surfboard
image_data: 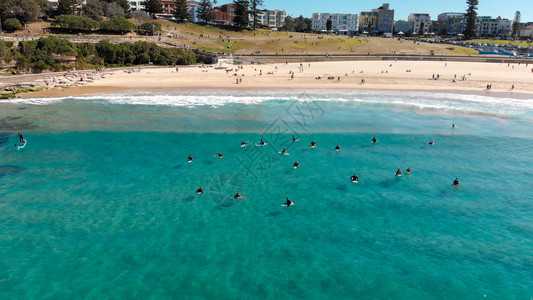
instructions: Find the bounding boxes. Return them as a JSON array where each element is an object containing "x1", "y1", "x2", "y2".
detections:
[
  {"x1": 452, "y1": 178, "x2": 460, "y2": 187},
  {"x1": 281, "y1": 148, "x2": 287, "y2": 155},
  {"x1": 428, "y1": 140, "x2": 435, "y2": 146},
  {"x1": 217, "y1": 152, "x2": 224, "y2": 158},
  {"x1": 310, "y1": 141, "x2": 316, "y2": 148},
  {"x1": 335, "y1": 145, "x2": 340, "y2": 151},
  {"x1": 293, "y1": 161, "x2": 300, "y2": 169},
  {"x1": 351, "y1": 174, "x2": 359, "y2": 183},
  {"x1": 292, "y1": 135, "x2": 297, "y2": 142},
  {"x1": 187, "y1": 155, "x2": 194, "y2": 163},
  {"x1": 196, "y1": 187, "x2": 204, "y2": 195},
  {"x1": 395, "y1": 168, "x2": 402, "y2": 176},
  {"x1": 406, "y1": 167, "x2": 412, "y2": 174},
  {"x1": 371, "y1": 136, "x2": 378, "y2": 143},
  {"x1": 241, "y1": 141, "x2": 248, "y2": 147},
  {"x1": 259, "y1": 138, "x2": 265, "y2": 146},
  {"x1": 284, "y1": 197, "x2": 294, "y2": 207}
]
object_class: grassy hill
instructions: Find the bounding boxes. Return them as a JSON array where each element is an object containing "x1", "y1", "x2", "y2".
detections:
[{"x1": 8, "y1": 20, "x2": 478, "y2": 56}]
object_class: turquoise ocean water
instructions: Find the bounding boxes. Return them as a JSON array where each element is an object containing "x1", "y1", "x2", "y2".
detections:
[{"x1": 0, "y1": 90, "x2": 532, "y2": 299}]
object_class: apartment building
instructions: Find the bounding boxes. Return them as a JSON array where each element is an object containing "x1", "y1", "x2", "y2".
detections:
[
  {"x1": 408, "y1": 13, "x2": 430, "y2": 34},
  {"x1": 312, "y1": 13, "x2": 359, "y2": 35}
]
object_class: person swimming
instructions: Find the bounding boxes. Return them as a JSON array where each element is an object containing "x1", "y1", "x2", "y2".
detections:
[
  {"x1": 335, "y1": 145, "x2": 340, "y2": 151},
  {"x1": 310, "y1": 141, "x2": 316, "y2": 148},
  {"x1": 187, "y1": 155, "x2": 194, "y2": 162},
  {"x1": 285, "y1": 197, "x2": 293, "y2": 207},
  {"x1": 351, "y1": 174, "x2": 359, "y2": 182},
  {"x1": 281, "y1": 148, "x2": 286, "y2": 155},
  {"x1": 196, "y1": 187, "x2": 204, "y2": 195},
  {"x1": 406, "y1": 167, "x2": 412, "y2": 174},
  {"x1": 395, "y1": 168, "x2": 402, "y2": 176},
  {"x1": 453, "y1": 178, "x2": 460, "y2": 187},
  {"x1": 217, "y1": 152, "x2": 224, "y2": 158},
  {"x1": 371, "y1": 136, "x2": 378, "y2": 143},
  {"x1": 260, "y1": 138, "x2": 265, "y2": 145},
  {"x1": 293, "y1": 161, "x2": 300, "y2": 168},
  {"x1": 428, "y1": 140, "x2": 435, "y2": 146}
]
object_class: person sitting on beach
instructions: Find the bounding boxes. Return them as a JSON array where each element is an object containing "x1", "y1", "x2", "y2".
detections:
[
  {"x1": 395, "y1": 169, "x2": 402, "y2": 176},
  {"x1": 196, "y1": 187, "x2": 204, "y2": 195},
  {"x1": 371, "y1": 136, "x2": 378, "y2": 143},
  {"x1": 453, "y1": 178, "x2": 460, "y2": 187}
]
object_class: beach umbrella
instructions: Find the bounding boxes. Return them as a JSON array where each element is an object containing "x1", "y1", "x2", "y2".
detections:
[{"x1": 398, "y1": 31, "x2": 405, "y2": 35}]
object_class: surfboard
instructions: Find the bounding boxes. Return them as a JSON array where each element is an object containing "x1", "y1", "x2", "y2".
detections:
[
  {"x1": 240, "y1": 142, "x2": 249, "y2": 148},
  {"x1": 293, "y1": 166, "x2": 299, "y2": 169},
  {"x1": 196, "y1": 191, "x2": 203, "y2": 195},
  {"x1": 278, "y1": 152, "x2": 290, "y2": 155},
  {"x1": 310, "y1": 145, "x2": 316, "y2": 148},
  {"x1": 256, "y1": 143, "x2": 268, "y2": 146},
  {"x1": 188, "y1": 160, "x2": 193, "y2": 163},
  {"x1": 282, "y1": 202, "x2": 296, "y2": 207},
  {"x1": 17, "y1": 140, "x2": 27, "y2": 150},
  {"x1": 351, "y1": 179, "x2": 359, "y2": 183},
  {"x1": 230, "y1": 196, "x2": 247, "y2": 199}
]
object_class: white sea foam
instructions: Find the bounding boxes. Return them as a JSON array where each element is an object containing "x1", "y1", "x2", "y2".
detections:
[{"x1": 10, "y1": 89, "x2": 533, "y2": 117}]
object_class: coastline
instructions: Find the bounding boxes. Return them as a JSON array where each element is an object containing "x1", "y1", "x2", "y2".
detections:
[{"x1": 6, "y1": 60, "x2": 533, "y2": 100}]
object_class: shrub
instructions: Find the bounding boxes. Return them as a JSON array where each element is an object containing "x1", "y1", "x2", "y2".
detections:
[
  {"x1": 99, "y1": 16, "x2": 134, "y2": 34},
  {"x1": 52, "y1": 15, "x2": 98, "y2": 31},
  {"x1": 3, "y1": 18, "x2": 23, "y2": 32},
  {"x1": 138, "y1": 21, "x2": 161, "y2": 35}
]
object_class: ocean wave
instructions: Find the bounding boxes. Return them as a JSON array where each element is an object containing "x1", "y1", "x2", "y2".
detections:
[{"x1": 9, "y1": 89, "x2": 533, "y2": 117}]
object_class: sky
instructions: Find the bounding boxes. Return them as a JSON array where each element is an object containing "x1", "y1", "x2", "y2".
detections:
[{"x1": 256, "y1": 0, "x2": 532, "y2": 22}]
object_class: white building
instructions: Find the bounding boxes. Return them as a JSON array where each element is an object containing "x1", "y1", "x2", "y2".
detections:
[
  {"x1": 408, "y1": 13, "x2": 430, "y2": 34},
  {"x1": 254, "y1": 9, "x2": 286, "y2": 28},
  {"x1": 129, "y1": 0, "x2": 146, "y2": 11},
  {"x1": 188, "y1": 1, "x2": 201, "y2": 23},
  {"x1": 312, "y1": 13, "x2": 359, "y2": 35},
  {"x1": 497, "y1": 18, "x2": 512, "y2": 36}
]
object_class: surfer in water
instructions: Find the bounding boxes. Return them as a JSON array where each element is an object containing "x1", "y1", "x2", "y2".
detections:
[
  {"x1": 395, "y1": 168, "x2": 402, "y2": 176},
  {"x1": 281, "y1": 148, "x2": 287, "y2": 155},
  {"x1": 292, "y1": 135, "x2": 297, "y2": 142},
  {"x1": 217, "y1": 152, "x2": 224, "y2": 158},
  {"x1": 406, "y1": 167, "x2": 412, "y2": 174},
  {"x1": 428, "y1": 140, "x2": 435, "y2": 146},
  {"x1": 260, "y1": 138, "x2": 265, "y2": 145},
  {"x1": 196, "y1": 187, "x2": 204, "y2": 195},
  {"x1": 241, "y1": 141, "x2": 248, "y2": 147},
  {"x1": 335, "y1": 145, "x2": 340, "y2": 151},
  {"x1": 351, "y1": 174, "x2": 359, "y2": 182},
  {"x1": 293, "y1": 161, "x2": 300, "y2": 168},
  {"x1": 234, "y1": 192, "x2": 242, "y2": 199},
  {"x1": 285, "y1": 197, "x2": 293, "y2": 207},
  {"x1": 18, "y1": 132, "x2": 24, "y2": 143},
  {"x1": 310, "y1": 141, "x2": 316, "y2": 148},
  {"x1": 187, "y1": 155, "x2": 194, "y2": 162},
  {"x1": 453, "y1": 178, "x2": 460, "y2": 187},
  {"x1": 452, "y1": 124, "x2": 456, "y2": 128},
  {"x1": 371, "y1": 136, "x2": 378, "y2": 143}
]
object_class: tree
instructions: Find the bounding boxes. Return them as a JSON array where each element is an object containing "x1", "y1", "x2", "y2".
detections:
[
  {"x1": 464, "y1": 0, "x2": 478, "y2": 40},
  {"x1": 103, "y1": 2, "x2": 126, "y2": 18},
  {"x1": 232, "y1": 0, "x2": 248, "y2": 29},
  {"x1": 100, "y1": 16, "x2": 134, "y2": 33},
  {"x1": 248, "y1": 0, "x2": 263, "y2": 29},
  {"x1": 294, "y1": 15, "x2": 307, "y2": 32},
  {"x1": 82, "y1": 0, "x2": 104, "y2": 21},
  {"x1": 138, "y1": 21, "x2": 161, "y2": 35},
  {"x1": 198, "y1": 0, "x2": 214, "y2": 24},
  {"x1": 57, "y1": 0, "x2": 80, "y2": 15},
  {"x1": 173, "y1": 0, "x2": 189, "y2": 22},
  {"x1": 419, "y1": 22, "x2": 425, "y2": 35},
  {"x1": 114, "y1": 0, "x2": 131, "y2": 17},
  {"x1": 53, "y1": 14, "x2": 98, "y2": 30},
  {"x1": 326, "y1": 16, "x2": 332, "y2": 32},
  {"x1": 144, "y1": 0, "x2": 163, "y2": 16},
  {"x1": 13, "y1": 0, "x2": 42, "y2": 24},
  {"x1": 282, "y1": 16, "x2": 294, "y2": 31},
  {"x1": 512, "y1": 11, "x2": 521, "y2": 38}
]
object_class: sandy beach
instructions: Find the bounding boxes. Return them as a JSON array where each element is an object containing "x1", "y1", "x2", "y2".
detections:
[{"x1": 13, "y1": 60, "x2": 533, "y2": 98}]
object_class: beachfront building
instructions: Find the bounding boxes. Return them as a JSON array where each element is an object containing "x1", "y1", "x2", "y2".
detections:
[
  {"x1": 430, "y1": 20, "x2": 447, "y2": 35},
  {"x1": 312, "y1": 13, "x2": 359, "y2": 35},
  {"x1": 359, "y1": 3, "x2": 394, "y2": 34},
  {"x1": 188, "y1": 1, "x2": 201, "y2": 23},
  {"x1": 255, "y1": 10, "x2": 287, "y2": 28},
  {"x1": 394, "y1": 20, "x2": 413, "y2": 34},
  {"x1": 476, "y1": 16, "x2": 499, "y2": 37},
  {"x1": 520, "y1": 25, "x2": 533, "y2": 38},
  {"x1": 437, "y1": 13, "x2": 465, "y2": 36},
  {"x1": 129, "y1": 0, "x2": 146, "y2": 11},
  {"x1": 497, "y1": 17, "x2": 513, "y2": 37},
  {"x1": 213, "y1": 3, "x2": 235, "y2": 25},
  {"x1": 408, "y1": 13, "x2": 430, "y2": 35}
]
